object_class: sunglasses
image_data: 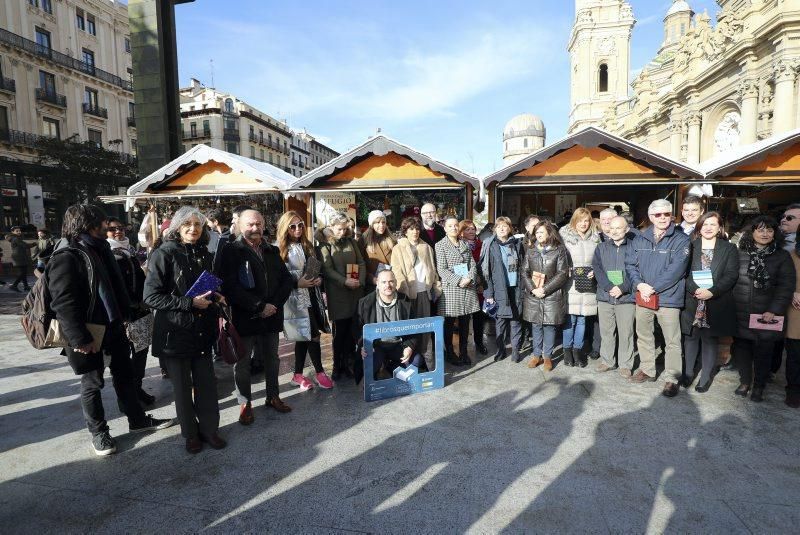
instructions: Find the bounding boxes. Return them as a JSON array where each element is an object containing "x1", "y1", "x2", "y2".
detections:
[
  {"x1": 107, "y1": 226, "x2": 125, "y2": 232},
  {"x1": 782, "y1": 215, "x2": 797, "y2": 222},
  {"x1": 289, "y1": 222, "x2": 305, "y2": 230},
  {"x1": 650, "y1": 212, "x2": 671, "y2": 218}
]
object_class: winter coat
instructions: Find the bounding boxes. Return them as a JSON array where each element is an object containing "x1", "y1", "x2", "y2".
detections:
[
  {"x1": 625, "y1": 223, "x2": 690, "y2": 309},
  {"x1": 481, "y1": 236, "x2": 524, "y2": 318},
  {"x1": 592, "y1": 235, "x2": 635, "y2": 304},
  {"x1": 420, "y1": 223, "x2": 446, "y2": 251},
  {"x1": 435, "y1": 238, "x2": 480, "y2": 317},
  {"x1": 680, "y1": 239, "x2": 740, "y2": 337},
  {"x1": 320, "y1": 236, "x2": 366, "y2": 321},
  {"x1": 143, "y1": 240, "x2": 218, "y2": 359},
  {"x1": 560, "y1": 226, "x2": 601, "y2": 316},
  {"x1": 9, "y1": 235, "x2": 33, "y2": 266},
  {"x1": 352, "y1": 291, "x2": 417, "y2": 351},
  {"x1": 520, "y1": 244, "x2": 569, "y2": 325},
  {"x1": 111, "y1": 245, "x2": 148, "y2": 318},
  {"x1": 733, "y1": 247, "x2": 795, "y2": 341},
  {"x1": 390, "y1": 238, "x2": 439, "y2": 300},
  {"x1": 786, "y1": 251, "x2": 800, "y2": 340},
  {"x1": 358, "y1": 234, "x2": 395, "y2": 290},
  {"x1": 221, "y1": 237, "x2": 292, "y2": 336},
  {"x1": 283, "y1": 245, "x2": 328, "y2": 331}
]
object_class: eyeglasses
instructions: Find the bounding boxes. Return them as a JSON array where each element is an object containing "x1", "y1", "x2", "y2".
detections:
[
  {"x1": 782, "y1": 215, "x2": 797, "y2": 222},
  {"x1": 289, "y1": 222, "x2": 305, "y2": 230},
  {"x1": 650, "y1": 212, "x2": 671, "y2": 219},
  {"x1": 107, "y1": 226, "x2": 125, "y2": 232},
  {"x1": 421, "y1": 211, "x2": 436, "y2": 215}
]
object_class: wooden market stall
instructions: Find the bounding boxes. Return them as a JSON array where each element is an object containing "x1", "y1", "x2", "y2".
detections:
[
  {"x1": 483, "y1": 127, "x2": 705, "y2": 228},
  {"x1": 98, "y1": 144, "x2": 294, "y2": 237},
  {"x1": 286, "y1": 135, "x2": 479, "y2": 237}
]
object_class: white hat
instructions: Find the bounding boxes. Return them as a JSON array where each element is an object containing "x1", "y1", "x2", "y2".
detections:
[{"x1": 368, "y1": 210, "x2": 386, "y2": 226}]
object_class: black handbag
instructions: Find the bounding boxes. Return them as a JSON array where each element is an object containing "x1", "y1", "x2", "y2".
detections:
[{"x1": 572, "y1": 267, "x2": 596, "y2": 293}]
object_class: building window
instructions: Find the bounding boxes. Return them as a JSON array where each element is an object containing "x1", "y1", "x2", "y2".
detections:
[
  {"x1": 202, "y1": 120, "x2": 210, "y2": 136},
  {"x1": 84, "y1": 88, "x2": 98, "y2": 109},
  {"x1": 190, "y1": 122, "x2": 197, "y2": 136},
  {"x1": 250, "y1": 145, "x2": 255, "y2": 158},
  {"x1": 129, "y1": 102, "x2": 135, "y2": 118},
  {"x1": 259, "y1": 130, "x2": 264, "y2": 143},
  {"x1": 82, "y1": 49, "x2": 95, "y2": 70},
  {"x1": 127, "y1": 68, "x2": 133, "y2": 83},
  {"x1": 0, "y1": 106, "x2": 8, "y2": 137},
  {"x1": 39, "y1": 70, "x2": 55, "y2": 94},
  {"x1": 35, "y1": 27, "x2": 51, "y2": 51},
  {"x1": 40, "y1": 0, "x2": 52, "y2": 13},
  {"x1": 42, "y1": 117, "x2": 59, "y2": 139},
  {"x1": 226, "y1": 142, "x2": 238, "y2": 154},
  {"x1": 598, "y1": 63, "x2": 609, "y2": 93},
  {"x1": 87, "y1": 128, "x2": 102, "y2": 147},
  {"x1": 124, "y1": 38, "x2": 131, "y2": 53},
  {"x1": 260, "y1": 149, "x2": 264, "y2": 160},
  {"x1": 249, "y1": 125, "x2": 254, "y2": 137},
  {"x1": 29, "y1": 0, "x2": 38, "y2": 6},
  {"x1": 131, "y1": 139, "x2": 137, "y2": 157},
  {"x1": 269, "y1": 153, "x2": 273, "y2": 163},
  {"x1": 76, "y1": 9, "x2": 85, "y2": 31},
  {"x1": 87, "y1": 14, "x2": 96, "y2": 36},
  {"x1": 224, "y1": 98, "x2": 234, "y2": 113}
]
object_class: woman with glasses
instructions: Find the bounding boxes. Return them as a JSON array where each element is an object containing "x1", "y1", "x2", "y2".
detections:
[
  {"x1": 359, "y1": 210, "x2": 396, "y2": 293},
  {"x1": 106, "y1": 217, "x2": 155, "y2": 406},
  {"x1": 732, "y1": 215, "x2": 795, "y2": 402},
  {"x1": 459, "y1": 219, "x2": 488, "y2": 355},
  {"x1": 276, "y1": 212, "x2": 334, "y2": 390},
  {"x1": 436, "y1": 216, "x2": 480, "y2": 366},
  {"x1": 391, "y1": 216, "x2": 440, "y2": 371}
]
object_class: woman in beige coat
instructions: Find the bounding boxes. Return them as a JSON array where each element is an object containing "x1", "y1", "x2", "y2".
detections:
[{"x1": 391, "y1": 216, "x2": 440, "y2": 370}]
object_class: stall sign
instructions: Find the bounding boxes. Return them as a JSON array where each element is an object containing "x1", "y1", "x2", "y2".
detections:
[
  {"x1": 1, "y1": 188, "x2": 17, "y2": 197},
  {"x1": 362, "y1": 316, "x2": 445, "y2": 402},
  {"x1": 316, "y1": 192, "x2": 356, "y2": 228}
]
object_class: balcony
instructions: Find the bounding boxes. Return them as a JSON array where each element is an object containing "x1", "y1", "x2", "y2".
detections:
[
  {"x1": 0, "y1": 129, "x2": 41, "y2": 148},
  {"x1": 82, "y1": 102, "x2": 108, "y2": 119},
  {"x1": 0, "y1": 28, "x2": 132, "y2": 92},
  {"x1": 127, "y1": 117, "x2": 136, "y2": 127},
  {"x1": 0, "y1": 77, "x2": 15, "y2": 93},
  {"x1": 35, "y1": 88, "x2": 66, "y2": 107},
  {"x1": 248, "y1": 132, "x2": 258, "y2": 143},
  {"x1": 223, "y1": 128, "x2": 240, "y2": 141}
]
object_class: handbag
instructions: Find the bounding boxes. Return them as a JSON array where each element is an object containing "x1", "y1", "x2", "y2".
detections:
[
  {"x1": 46, "y1": 321, "x2": 106, "y2": 349},
  {"x1": 217, "y1": 306, "x2": 244, "y2": 365},
  {"x1": 635, "y1": 291, "x2": 659, "y2": 310},
  {"x1": 126, "y1": 313, "x2": 153, "y2": 353},
  {"x1": 572, "y1": 267, "x2": 596, "y2": 293},
  {"x1": 748, "y1": 314, "x2": 784, "y2": 331}
]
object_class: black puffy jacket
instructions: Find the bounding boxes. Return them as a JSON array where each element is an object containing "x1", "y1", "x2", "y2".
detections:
[{"x1": 144, "y1": 240, "x2": 218, "y2": 358}]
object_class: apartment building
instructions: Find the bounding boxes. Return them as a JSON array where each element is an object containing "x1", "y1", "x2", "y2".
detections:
[{"x1": 0, "y1": 0, "x2": 134, "y2": 229}]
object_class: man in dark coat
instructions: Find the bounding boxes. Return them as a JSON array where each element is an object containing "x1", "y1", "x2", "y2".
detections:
[
  {"x1": 222, "y1": 209, "x2": 292, "y2": 425},
  {"x1": 353, "y1": 268, "x2": 419, "y2": 382},
  {"x1": 46, "y1": 204, "x2": 172, "y2": 456},
  {"x1": 419, "y1": 203, "x2": 446, "y2": 249},
  {"x1": 8, "y1": 226, "x2": 34, "y2": 291}
]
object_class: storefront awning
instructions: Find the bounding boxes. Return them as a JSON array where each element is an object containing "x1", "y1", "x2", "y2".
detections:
[{"x1": 701, "y1": 128, "x2": 800, "y2": 185}]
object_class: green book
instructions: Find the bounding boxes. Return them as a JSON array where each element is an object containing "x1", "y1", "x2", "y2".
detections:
[{"x1": 607, "y1": 270, "x2": 624, "y2": 286}]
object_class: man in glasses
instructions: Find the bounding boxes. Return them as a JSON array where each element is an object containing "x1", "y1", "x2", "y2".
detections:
[
  {"x1": 625, "y1": 199, "x2": 690, "y2": 397},
  {"x1": 780, "y1": 203, "x2": 800, "y2": 252},
  {"x1": 419, "y1": 203, "x2": 446, "y2": 250}
]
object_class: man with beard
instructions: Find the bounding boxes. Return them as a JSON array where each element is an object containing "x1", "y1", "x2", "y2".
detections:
[{"x1": 419, "y1": 203, "x2": 446, "y2": 250}]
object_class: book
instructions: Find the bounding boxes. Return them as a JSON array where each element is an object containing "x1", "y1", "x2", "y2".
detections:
[
  {"x1": 531, "y1": 271, "x2": 545, "y2": 289},
  {"x1": 303, "y1": 256, "x2": 322, "y2": 279},
  {"x1": 607, "y1": 270, "x2": 624, "y2": 286},
  {"x1": 692, "y1": 269, "x2": 713, "y2": 289},
  {"x1": 185, "y1": 270, "x2": 223, "y2": 298},
  {"x1": 453, "y1": 262, "x2": 469, "y2": 278},
  {"x1": 748, "y1": 314, "x2": 784, "y2": 331},
  {"x1": 346, "y1": 263, "x2": 360, "y2": 280},
  {"x1": 635, "y1": 291, "x2": 659, "y2": 310}
]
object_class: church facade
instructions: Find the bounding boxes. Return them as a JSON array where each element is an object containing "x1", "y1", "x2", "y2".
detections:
[{"x1": 568, "y1": 0, "x2": 800, "y2": 164}]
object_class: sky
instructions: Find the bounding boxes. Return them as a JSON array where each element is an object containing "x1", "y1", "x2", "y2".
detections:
[{"x1": 174, "y1": 0, "x2": 720, "y2": 176}]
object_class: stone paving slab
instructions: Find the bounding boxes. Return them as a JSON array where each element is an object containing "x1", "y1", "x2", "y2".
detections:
[{"x1": 1, "y1": 315, "x2": 799, "y2": 533}]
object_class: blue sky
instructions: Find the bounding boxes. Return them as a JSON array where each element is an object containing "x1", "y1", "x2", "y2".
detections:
[{"x1": 174, "y1": 0, "x2": 720, "y2": 176}]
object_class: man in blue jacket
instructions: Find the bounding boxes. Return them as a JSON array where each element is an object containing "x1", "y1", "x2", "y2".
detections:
[
  {"x1": 592, "y1": 216, "x2": 636, "y2": 376},
  {"x1": 625, "y1": 199, "x2": 690, "y2": 397}
]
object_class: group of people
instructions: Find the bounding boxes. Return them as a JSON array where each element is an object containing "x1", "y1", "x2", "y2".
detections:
[{"x1": 40, "y1": 197, "x2": 800, "y2": 457}]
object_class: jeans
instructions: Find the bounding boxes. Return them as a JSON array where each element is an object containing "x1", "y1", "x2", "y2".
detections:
[
  {"x1": 683, "y1": 328, "x2": 718, "y2": 385},
  {"x1": 495, "y1": 316, "x2": 523, "y2": 359},
  {"x1": 531, "y1": 324, "x2": 557, "y2": 357},
  {"x1": 735, "y1": 337, "x2": 775, "y2": 388},
  {"x1": 164, "y1": 354, "x2": 219, "y2": 440},
  {"x1": 562, "y1": 314, "x2": 586, "y2": 350},
  {"x1": 235, "y1": 332, "x2": 280, "y2": 403}
]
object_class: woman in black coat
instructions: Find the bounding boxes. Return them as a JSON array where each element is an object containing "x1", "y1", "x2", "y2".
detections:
[
  {"x1": 143, "y1": 206, "x2": 226, "y2": 453},
  {"x1": 680, "y1": 212, "x2": 739, "y2": 392},
  {"x1": 731, "y1": 215, "x2": 795, "y2": 402}
]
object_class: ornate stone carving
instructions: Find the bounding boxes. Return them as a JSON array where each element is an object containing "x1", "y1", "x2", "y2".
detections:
[
  {"x1": 597, "y1": 37, "x2": 616, "y2": 55},
  {"x1": 672, "y1": 8, "x2": 745, "y2": 72},
  {"x1": 577, "y1": 9, "x2": 593, "y2": 24},
  {"x1": 713, "y1": 111, "x2": 742, "y2": 154},
  {"x1": 620, "y1": 3, "x2": 634, "y2": 20},
  {"x1": 773, "y1": 58, "x2": 799, "y2": 82},
  {"x1": 687, "y1": 112, "x2": 702, "y2": 126},
  {"x1": 738, "y1": 78, "x2": 759, "y2": 100}
]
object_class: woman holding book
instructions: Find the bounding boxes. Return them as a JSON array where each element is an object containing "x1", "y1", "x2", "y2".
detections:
[
  {"x1": 679, "y1": 212, "x2": 739, "y2": 393},
  {"x1": 436, "y1": 215, "x2": 480, "y2": 366},
  {"x1": 521, "y1": 221, "x2": 569, "y2": 371},
  {"x1": 460, "y1": 219, "x2": 488, "y2": 355},
  {"x1": 144, "y1": 206, "x2": 225, "y2": 453},
  {"x1": 391, "y1": 216, "x2": 440, "y2": 371},
  {"x1": 559, "y1": 208, "x2": 601, "y2": 367},
  {"x1": 277, "y1": 211, "x2": 334, "y2": 391},
  {"x1": 732, "y1": 215, "x2": 795, "y2": 401},
  {"x1": 320, "y1": 213, "x2": 366, "y2": 380},
  {"x1": 359, "y1": 210, "x2": 396, "y2": 293}
]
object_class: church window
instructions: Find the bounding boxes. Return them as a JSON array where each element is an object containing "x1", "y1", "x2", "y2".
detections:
[{"x1": 598, "y1": 64, "x2": 609, "y2": 93}]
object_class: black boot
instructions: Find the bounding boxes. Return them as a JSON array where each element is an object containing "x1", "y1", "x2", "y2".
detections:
[
  {"x1": 575, "y1": 348, "x2": 588, "y2": 368},
  {"x1": 562, "y1": 347, "x2": 574, "y2": 367}
]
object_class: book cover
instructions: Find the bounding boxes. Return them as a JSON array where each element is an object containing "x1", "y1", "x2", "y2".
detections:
[
  {"x1": 346, "y1": 263, "x2": 360, "y2": 280},
  {"x1": 453, "y1": 263, "x2": 469, "y2": 278},
  {"x1": 185, "y1": 270, "x2": 223, "y2": 298},
  {"x1": 692, "y1": 269, "x2": 713, "y2": 290},
  {"x1": 531, "y1": 271, "x2": 546, "y2": 289},
  {"x1": 749, "y1": 314, "x2": 784, "y2": 331},
  {"x1": 606, "y1": 270, "x2": 624, "y2": 286}
]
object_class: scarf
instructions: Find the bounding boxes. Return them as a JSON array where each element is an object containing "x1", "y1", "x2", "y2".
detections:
[
  {"x1": 107, "y1": 237, "x2": 132, "y2": 257},
  {"x1": 746, "y1": 241, "x2": 777, "y2": 289},
  {"x1": 465, "y1": 239, "x2": 477, "y2": 252},
  {"x1": 80, "y1": 233, "x2": 122, "y2": 323}
]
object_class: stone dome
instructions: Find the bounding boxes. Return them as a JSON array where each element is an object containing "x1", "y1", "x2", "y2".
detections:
[
  {"x1": 503, "y1": 114, "x2": 546, "y2": 141},
  {"x1": 666, "y1": 0, "x2": 691, "y2": 17}
]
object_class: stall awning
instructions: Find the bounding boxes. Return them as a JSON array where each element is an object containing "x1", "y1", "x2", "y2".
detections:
[
  {"x1": 701, "y1": 128, "x2": 800, "y2": 185},
  {"x1": 484, "y1": 127, "x2": 703, "y2": 188},
  {"x1": 289, "y1": 134, "x2": 478, "y2": 191}
]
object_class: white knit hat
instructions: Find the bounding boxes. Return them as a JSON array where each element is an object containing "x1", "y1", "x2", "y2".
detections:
[{"x1": 368, "y1": 210, "x2": 386, "y2": 226}]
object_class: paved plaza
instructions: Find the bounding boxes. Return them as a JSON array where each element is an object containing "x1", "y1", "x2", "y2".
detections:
[{"x1": 1, "y1": 309, "x2": 800, "y2": 533}]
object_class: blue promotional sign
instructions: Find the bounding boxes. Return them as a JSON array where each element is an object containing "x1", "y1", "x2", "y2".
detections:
[{"x1": 362, "y1": 316, "x2": 445, "y2": 402}]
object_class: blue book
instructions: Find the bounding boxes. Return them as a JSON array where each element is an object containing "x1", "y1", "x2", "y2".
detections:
[
  {"x1": 453, "y1": 262, "x2": 469, "y2": 277},
  {"x1": 185, "y1": 270, "x2": 223, "y2": 297},
  {"x1": 692, "y1": 269, "x2": 713, "y2": 290}
]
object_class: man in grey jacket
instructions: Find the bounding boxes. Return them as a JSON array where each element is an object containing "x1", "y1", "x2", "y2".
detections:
[
  {"x1": 625, "y1": 199, "x2": 690, "y2": 397},
  {"x1": 592, "y1": 216, "x2": 636, "y2": 376}
]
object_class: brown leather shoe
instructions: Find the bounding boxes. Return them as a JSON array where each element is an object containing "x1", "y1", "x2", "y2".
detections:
[
  {"x1": 528, "y1": 356, "x2": 542, "y2": 369},
  {"x1": 266, "y1": 397, "x2": 292, "y2": 413},
  {"x1": 201, "y1": 433, "x2": 227, "y2": 450},
  {"x1": 543, "y1": 358, "x2": 553, "y2": 372},
  {"x1": 185, "y1": 437, "x2": 202, "y2": 454},
  {"x1": 629, "y1": 370, "x2": 656, "y2": 383},
  {"x1": 239, "y1": 402, "x2": 254, "y2": 425},
  {"x1": 662, "y1": 382, "x2": 679, "y2": 398}
]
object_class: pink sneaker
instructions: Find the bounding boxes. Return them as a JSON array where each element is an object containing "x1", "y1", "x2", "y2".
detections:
[
  {"x1": 291, "y1": 373, "x2": 314, "y2": 391},
  {"x1": 316, "y1": 371, "x2": 334, "y2": 389}
]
